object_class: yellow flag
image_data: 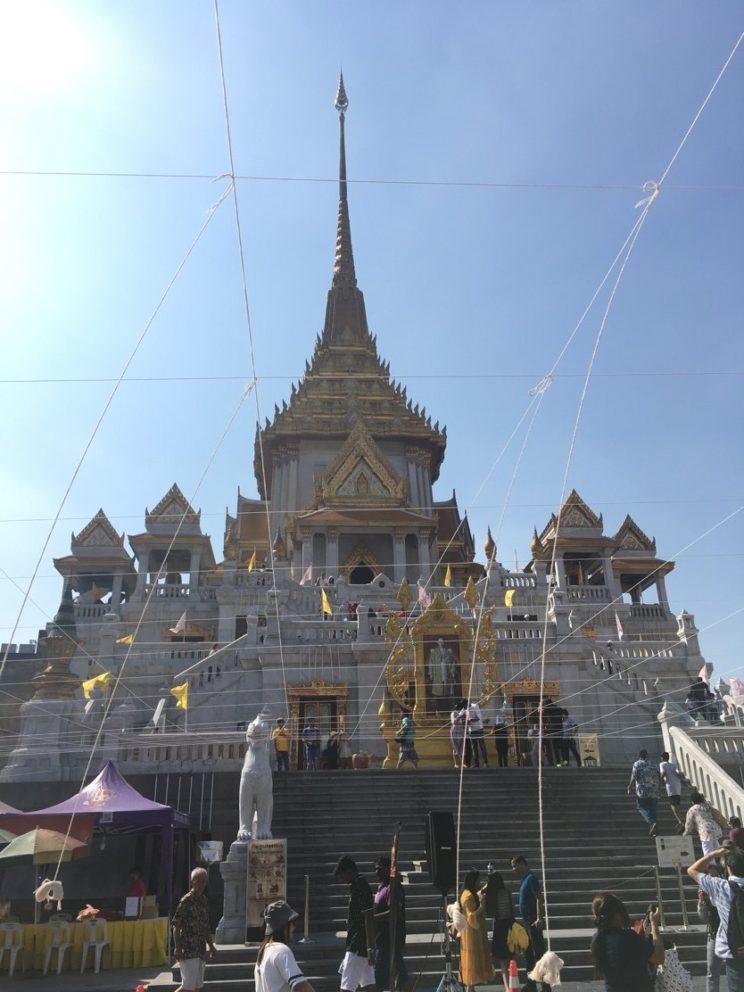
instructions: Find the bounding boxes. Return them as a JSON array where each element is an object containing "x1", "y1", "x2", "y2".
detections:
[
  {"x1": 82, "y1": 671, "x2": 111, "y2": 700},
  {"x1": 247, "y1": 549, "x2": 257, "y2": 573},
  {"x1": 505, "y1": 589, "x2": 515, "y2": 608},
  {"x1": 170, "y1": 682, "x2": 189, "y2": 710},
  {"x1": 116, "y1": 634, "x2": 134, "y2": 645},
  {"x1": 444, "y1": 565, "x2": 452, "y2": 587},
  {"x1": 321, "y1": 589, "x2": 333, "y2": 616}
]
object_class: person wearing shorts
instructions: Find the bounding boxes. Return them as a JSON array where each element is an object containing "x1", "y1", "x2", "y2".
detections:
[
  {"x1": 396, "y1": 710, "x2": 418, "y2": 769},
  {"x1": 172, "y1": 868, "x2": 216, "y2": 992},
  {"x1": 334, "y1": 856, "x2": 376, "y2": 992},
  {"x1": 659, "y1": 751, "x2": 684, "y2": 830}
]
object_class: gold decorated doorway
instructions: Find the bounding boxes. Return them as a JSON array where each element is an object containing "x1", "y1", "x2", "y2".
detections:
[{"x1": 287, "y1": 680, "x2": 349, "y2": 770}]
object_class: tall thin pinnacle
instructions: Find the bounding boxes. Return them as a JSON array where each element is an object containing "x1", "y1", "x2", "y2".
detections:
[{"x1": 333, "y1": 73, "x2": 356, "y2": 287}]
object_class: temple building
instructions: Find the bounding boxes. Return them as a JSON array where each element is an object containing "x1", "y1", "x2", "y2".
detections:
[{"x1": 0, "y1": 79, "x2": 707, "y2": 781}]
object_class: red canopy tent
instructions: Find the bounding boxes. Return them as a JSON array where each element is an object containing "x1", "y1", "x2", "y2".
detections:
[{"x1": 0, "y1": 762, "x2": 188, "y2": 916}]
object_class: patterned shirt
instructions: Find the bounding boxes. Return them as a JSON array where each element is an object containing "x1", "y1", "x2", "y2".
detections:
[
  {"x1": 631, "y1": 759, "x2": 659, "y2": 798},
  {"x1": 697, "y1": 873, "x2": 744, "y2": 960},
  {"x1": 172, "y1": 890, "x2": 210, "y2": 960},
  {"x1": 685, "y1": 803, "x2": 722, "y2": 843}
]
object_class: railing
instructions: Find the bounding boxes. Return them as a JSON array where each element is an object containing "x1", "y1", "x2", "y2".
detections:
[
  {"x1": 660, "y1": 708, "x2": 744, "y2": 822},
  {"x1": 495, "y1": 623, "x2": 543, "y2": 640},
  {"x1": 630, "y1": 604, "x2": 667, "y2": 620},
  {"x1": 145, "y1": 584, "x2": 191, "y2": 598},
  {"x1": 292, "y1": 620, "x2": 358, "y2": 642},
  {"x1": 235, "y1": 571, "x2": 273, "y2": 588},
  {"x1": 74, "y1": 604, "x2": 109, "y2": 619},
  {"x1": 566, "y1": 585, "x2": 610, "y2": 601},
  {"x1": 117, "y1": 732, "x2": 247, "y2": 772},
  {"x1": 500, "y1": 574, "x2": 538, "y2": 589}
]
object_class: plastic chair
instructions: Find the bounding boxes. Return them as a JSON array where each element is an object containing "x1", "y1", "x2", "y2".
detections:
[
  {"x1": 43, "y1": 919, "x2": 72, "y2": 976},
  {"x1": 0, "y1": 922, "x2": 24, "y2": 977},
  {"x1": 79, "y1": 917, "x2": 110, "y2": 974}
]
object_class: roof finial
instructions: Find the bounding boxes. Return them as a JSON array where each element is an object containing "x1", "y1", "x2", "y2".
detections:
[{"x1": 333, "y1": 73, "x2": 356, "y2": 287}]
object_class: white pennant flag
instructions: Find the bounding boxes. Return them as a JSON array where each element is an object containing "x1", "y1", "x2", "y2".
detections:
[
  {"x1": 614, "y1": 611, "x2": 624, "y2": 642},
  {"x1": 169, "y1": 611, "x2": 187, "y2": 635},
  {"x1": 417, "y1": 581, "x2": 431, "y2": 608},
  {"x1": 300, "y1": 564, "x2": 313, "y2": 586}
]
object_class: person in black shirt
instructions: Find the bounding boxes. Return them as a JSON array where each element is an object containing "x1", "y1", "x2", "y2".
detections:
[
  {"x1": 372, "y1": 856, "x2": 407, "y2": 991},
  {"x1": 590, "y1": 892, "x2": 664, "y2": 992},
  {"x1": 334, "y1": 856, "x2": 376, "y2": 992}
]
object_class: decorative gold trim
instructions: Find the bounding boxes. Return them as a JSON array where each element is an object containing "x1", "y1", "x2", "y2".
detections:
[
  {"x1": 340, "y1": 544, "x2": 382, "y2": 579},
  {"x1": 464, "y1": 576, "x2": 479, "y2": 609},
  {"x1": 410, "y1": 594, "x2": 472, "y2": 722},
  {"x1": 397, "y1": 578, "x2": 412, "y2": 612},
  {"x1": 147, "y1": 483, "x2": 200, "y2": 528},
  {"x1": 319, "y1": 423, "x2": 406, "y2": 505},
  {"x1": 287, "y1": 681, "x2": 349, "y2": 769}
]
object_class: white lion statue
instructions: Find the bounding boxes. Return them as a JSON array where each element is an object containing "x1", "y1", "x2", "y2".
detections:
[{"x1": 237, "y1": 710, "x2": 274, "y2": 841}]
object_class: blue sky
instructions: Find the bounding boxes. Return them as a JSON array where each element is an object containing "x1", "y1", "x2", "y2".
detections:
[{"x1": 1, "y1": 1, "x2": 742, "y2": 679}]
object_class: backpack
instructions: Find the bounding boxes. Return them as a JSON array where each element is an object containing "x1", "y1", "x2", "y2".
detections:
[{"x1": 727, "y1": 881, "x2": 744, "y2": 958}]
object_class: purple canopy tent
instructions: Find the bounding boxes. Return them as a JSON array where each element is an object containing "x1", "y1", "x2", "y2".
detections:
[{"x1": 0, "y1": 762, "x2": 188, "y2": 917}]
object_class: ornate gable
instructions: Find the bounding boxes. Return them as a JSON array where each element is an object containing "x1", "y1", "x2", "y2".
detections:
[
  {"x1": 71, "y1": 509, "x2": 124, "y2": 550},
  {"x1": 539, "y1": 489, "x2": 603, "y2": 541},
  {"x1": 613, "y1": 515, "x2": 656, "y2": 555},
  {"x1": 146, "y1": 484, "x2": 200, "y2": 530},
  {"x1": 320, "y1": 423, "x2": 406, "y2": 505}
]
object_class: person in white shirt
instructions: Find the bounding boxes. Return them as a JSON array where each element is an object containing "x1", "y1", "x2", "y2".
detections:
[
  {"x1": 658, "y1": 751, "x2": 684, "y2": 831},
  {"x1": 255, "y1": 901, "x2": 315, "y2": 992},
  {"x1": 466, "y1": 700, "x2": 489, "y2": 768}
]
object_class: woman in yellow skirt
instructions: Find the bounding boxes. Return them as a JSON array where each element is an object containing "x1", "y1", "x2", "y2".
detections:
[{"x1": 458, "y1": 869, "x2": 495, "y2": 992}]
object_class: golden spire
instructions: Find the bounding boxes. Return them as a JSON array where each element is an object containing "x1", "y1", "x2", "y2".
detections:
[
  {"x1": 333, "y1": 73, "x2": 356, "y2": 288},
  {"x1": 484, "y1": 526, "x2": 496, "y2": 564}
]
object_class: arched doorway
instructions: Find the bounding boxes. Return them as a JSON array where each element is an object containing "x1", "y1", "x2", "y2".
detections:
[{"x1": 349, "y1": 563, "x2": 375, "y2": 585}]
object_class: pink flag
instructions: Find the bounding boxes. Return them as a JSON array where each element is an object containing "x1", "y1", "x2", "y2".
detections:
[
  {"x1": 300, "y1": 564, "x2": 312, "y2": 586},
  {"x1": 169, "y1": 611, "x2": 187, "y2": 635},
  {"x1": 614, "y1": 611, "x2": 624, "y2": 641},
  {"x1": 698, "y1": 663, "x2": 712, "y2": 684},
  {"x1": 417, "y1": 582, "x2": 431, "y2": 608},
  {"x1": 730, "y1": 677, "x2": 744, "y2": 704}
]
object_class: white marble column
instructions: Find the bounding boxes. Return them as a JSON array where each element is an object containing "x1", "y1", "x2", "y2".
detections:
[
  {"x1": 656, "y1": 573, "x2": 670, "y2": 609},
  {"x1": 393, "y1": 532, "x2": 406, "y2": 582},
  {"x1": 327, "y1": 529, "x2": 339, "y2": 574}
]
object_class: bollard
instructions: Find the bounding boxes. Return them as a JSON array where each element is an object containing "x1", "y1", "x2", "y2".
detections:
[
  {"x1": 508, "y1": 959, "x2": 520, "y2": 989},
  {"x1": 298, "y1": 873, "x2": 315, "y2": 943}
]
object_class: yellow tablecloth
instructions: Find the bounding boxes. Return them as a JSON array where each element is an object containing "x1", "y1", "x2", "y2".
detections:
[{"x1": 19, "y1": 917, "x2": 167, "y2": 971}]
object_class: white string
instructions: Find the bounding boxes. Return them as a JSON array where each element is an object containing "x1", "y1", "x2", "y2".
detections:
[
  {"x1": 213, "y1": 0, "x2": 289, "y2": 718},
  {"x1": 0, "y1": 182, "x2": 234, "y2": 684},
  {"x1": 48, "y1": 383, "x2": 253, "y2": 882},
  {"x1": 531, "y1": 29, "x2": 744, "y2": 948}
]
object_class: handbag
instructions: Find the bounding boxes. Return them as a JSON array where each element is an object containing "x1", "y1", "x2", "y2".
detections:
[
  {"x1": 394, "y1": 731, "x2": 406, "y2": 744},
  {"x1": 655, "y1": 945, "x2": 693, "y2": 992}
]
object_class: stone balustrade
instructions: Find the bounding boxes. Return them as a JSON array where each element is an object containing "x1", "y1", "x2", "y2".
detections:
[
  {"x1": 660, "y1": 709, "x2": 744, "y2": 822},
  {"x1": 499, "y1": 574, "x2": 538, "y2": 588},
  {"x1": 74, "y1": 604, "x2": 110, "y2": 620},
  {"x1": 117, "y1": 731, "x2": 247, "y2": 773},
  {"x1": 566, "y1": 585, "x2": 610, "y2": 601},
  {"x1": 629, "y1": 603, "x2": 667, "y2": 620}
]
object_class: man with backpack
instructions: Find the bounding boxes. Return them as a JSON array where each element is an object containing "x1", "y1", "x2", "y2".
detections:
[{"x1": 688, "y1": 843, "x2": 744, "y2": 990}]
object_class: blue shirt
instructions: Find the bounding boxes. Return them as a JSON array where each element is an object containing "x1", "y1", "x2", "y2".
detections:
[
  {"x1": 518, "y1": 870, "x2": 541, "y2": 921},
  {"x1": 698, "y1": 873, "x2": 744, "y2": 960}
]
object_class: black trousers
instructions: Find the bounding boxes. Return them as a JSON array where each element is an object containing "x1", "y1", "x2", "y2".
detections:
[{"x1": 524, "y1": 919, "x2": 551, "y2": 990}]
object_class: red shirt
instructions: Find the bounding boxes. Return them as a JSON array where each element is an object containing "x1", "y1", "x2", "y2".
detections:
[{"x1": 127, "y1": 879, "x2": 146, "y2": 898}]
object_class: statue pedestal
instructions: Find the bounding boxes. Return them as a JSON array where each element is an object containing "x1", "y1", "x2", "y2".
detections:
[{"x1": 216, "y1": 840, "x2": 249, "y2": 944}]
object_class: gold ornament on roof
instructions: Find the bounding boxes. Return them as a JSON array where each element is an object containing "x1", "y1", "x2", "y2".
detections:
[
  {"x1": 384, "y1": 611, "x2": 414, "y2": 708},
  {"x1": 397, "y1": 577, "x2": 412, "y2": 612},
  {"x1": 474, "y1": 608, "x2": 499, "y2": 701},
  {"x1": 464, "y1": 576, "x2": 479, "y2": 609}
]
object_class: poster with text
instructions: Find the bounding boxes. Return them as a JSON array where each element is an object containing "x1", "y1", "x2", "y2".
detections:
[{"x1": 246, "y1": 839, "x2": 287, "y2": 928}]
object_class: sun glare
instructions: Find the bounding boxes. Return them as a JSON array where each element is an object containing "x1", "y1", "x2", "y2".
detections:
[{"x1": 0, "y1": 1, "x2": 97, "y2": 97}]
